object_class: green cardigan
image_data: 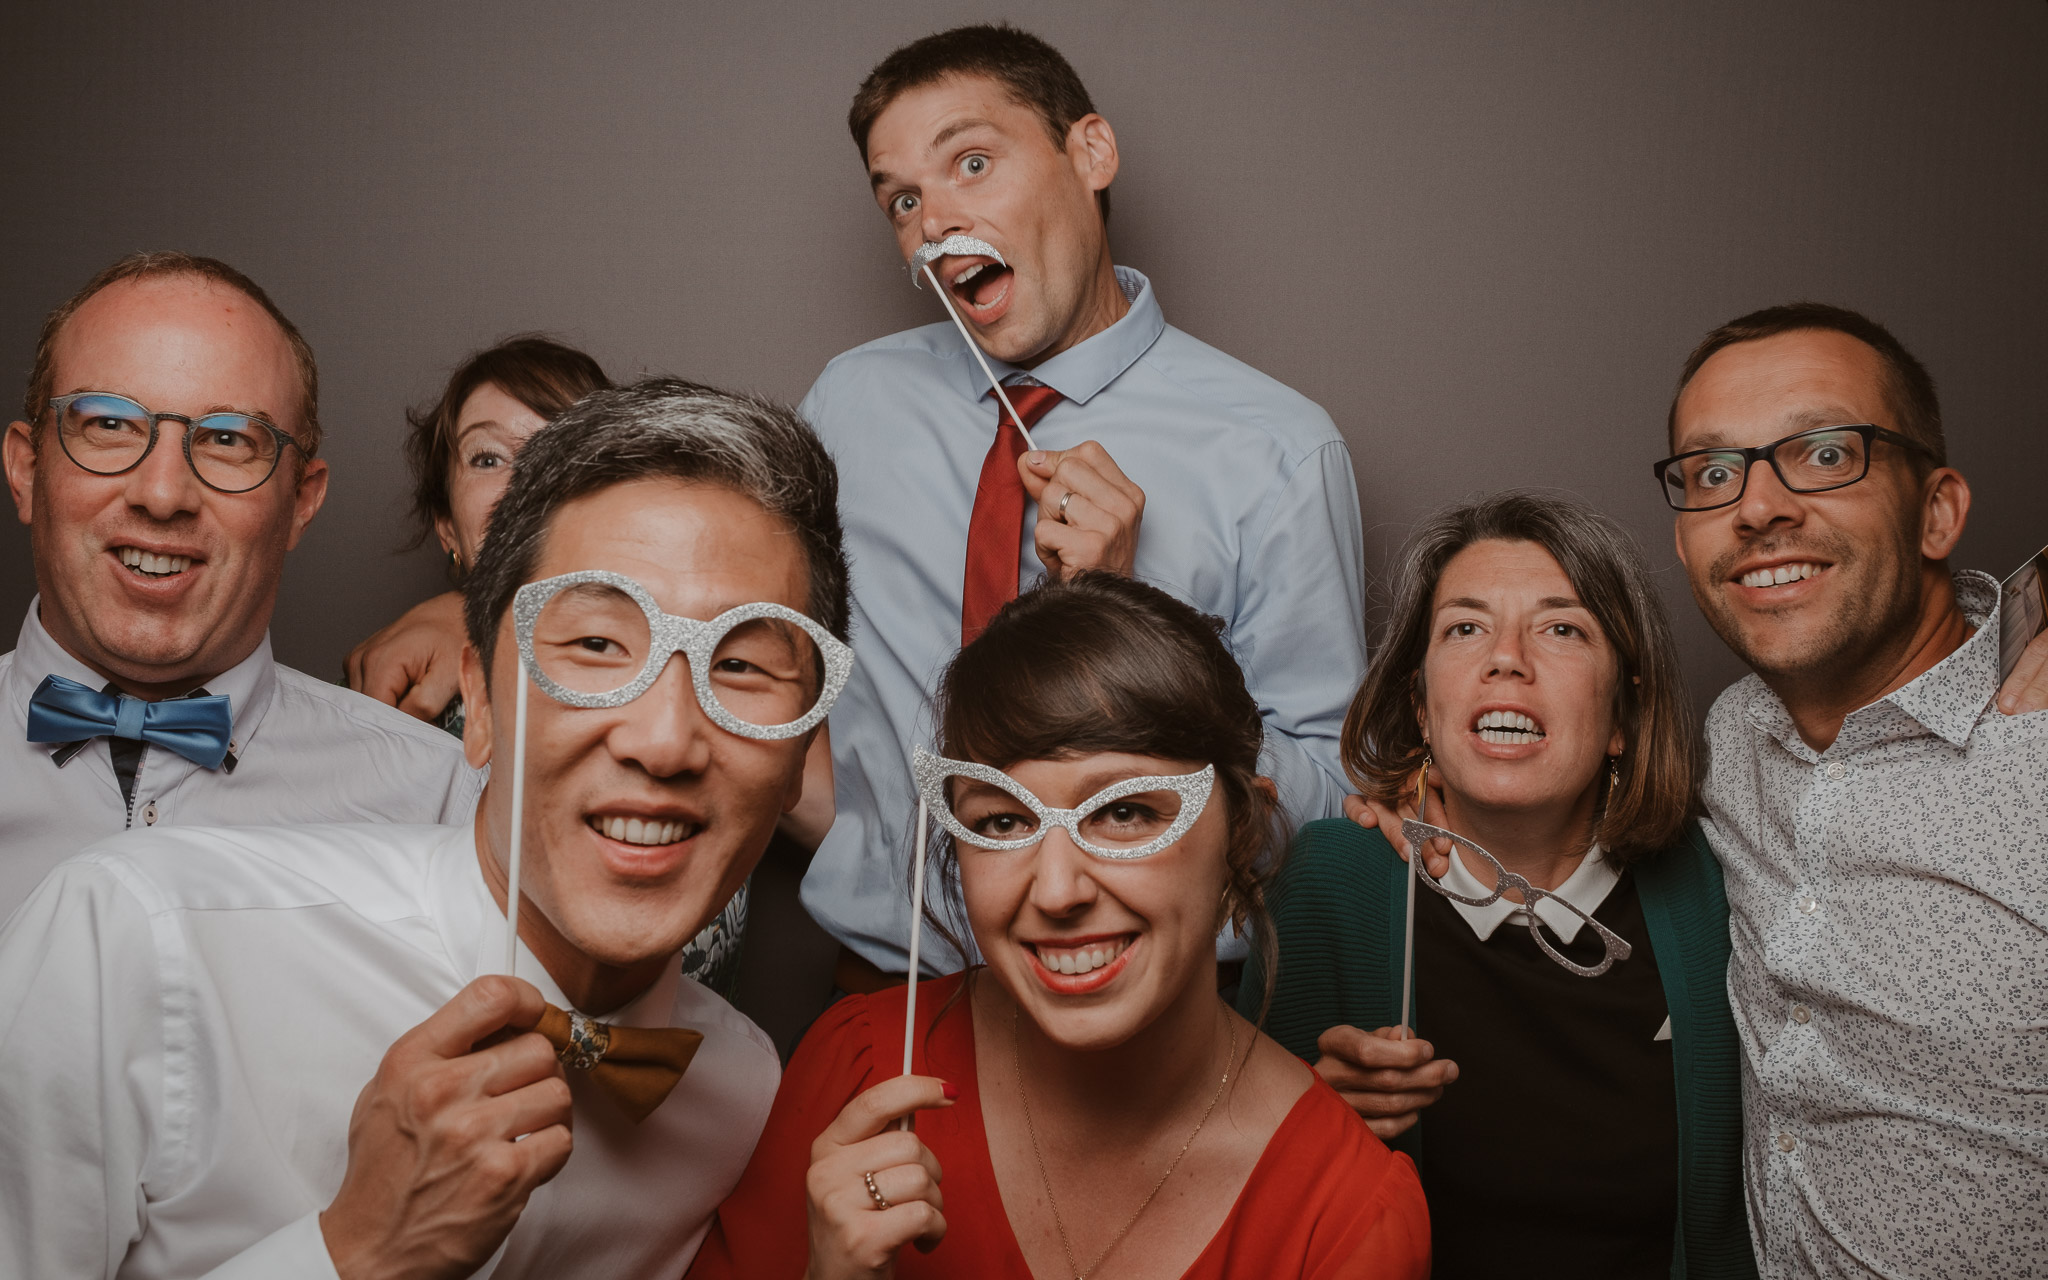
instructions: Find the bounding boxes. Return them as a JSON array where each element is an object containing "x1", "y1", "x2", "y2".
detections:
[{"x1": 1239, "y1": 818, "x2": 1755, "y2": 1280}]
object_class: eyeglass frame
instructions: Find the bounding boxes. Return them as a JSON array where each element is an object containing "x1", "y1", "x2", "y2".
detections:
[
  {"x1": 1401, "y1": 817, "x2": 1633, "y2": 977},
  {"x1": 511, "y1": 569, "x2": 853, "y2": 740},
  {"x1": 1651, "y1": 423, "x2": 1938, "y2": 513},
  {"x1": 48, "y1": 392, "x2": 308, "y2": 495},
  {"x1": 912, "y1": 745, "x2": 1215, "y2": 861}
]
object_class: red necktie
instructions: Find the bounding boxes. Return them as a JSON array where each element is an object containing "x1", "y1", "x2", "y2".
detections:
[{"x1": 961, "y1": 383, "x2": 1065, "y2": 645}]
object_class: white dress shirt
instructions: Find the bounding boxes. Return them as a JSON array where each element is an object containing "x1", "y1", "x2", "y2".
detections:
[
  {"x1": 1439, "y1": 841, "x2": 1621, "y2": 943},
  {"x1": 0, "y1": 820, "x2": 780, "y2": 1279},
  {"x1": 0, "y1": 601, "x2": 483, "y2": 915},
  {"x1": 800, "y1": 267, "x2": 1368, "y2": 972},
  {"x1": 1703, "y1": 571, "x2": 2048, "y2": 1278}
]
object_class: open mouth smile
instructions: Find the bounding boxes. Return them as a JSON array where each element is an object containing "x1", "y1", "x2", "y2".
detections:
[
  {"x1": 1473, "y1": 708, "x2": 1545, "y2": 746},
  {"x1": 946, "y1": 257, "x2": 1013, "y2": 316},
  {"x1": 116, "y1": 546, "x2": 195, "y2": 579},
  {"x1": 1025, "y1": 933, "x2": 1137, "y2": 994},
  {"x1": 586, "y1": 815, "x2": 701, "y2": 847},
  {"x1": 1735, "y1": 560, "x2": 1828, "y2": 590}
]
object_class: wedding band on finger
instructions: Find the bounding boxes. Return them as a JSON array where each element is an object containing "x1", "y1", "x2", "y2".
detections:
[
  {"x1": 1057, "y1": 489, "x2": 1074, "y2": 522},
  {"x1": 863, "y1": 1169, "x2": 892, "y2": 1211}
]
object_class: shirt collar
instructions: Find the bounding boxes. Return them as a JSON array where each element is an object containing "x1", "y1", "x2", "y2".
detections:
[
  {"x1": 1439, "y1": 840, "x2": 1621, "y2": 944},
  {"x1": 9, "y1": 596, "x2": 279, "y2": 757},
  {"x1": 428, "y1": 821, "x2": 683, "y2": 1027},
  {"x1": 1742, "y1": 569, "x2": 2002, "y2": 758},
  {"x1": 959, "y1": 266, "x2": 1166, "y2": 408}
]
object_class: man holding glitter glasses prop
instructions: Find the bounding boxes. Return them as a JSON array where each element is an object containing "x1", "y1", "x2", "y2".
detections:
[
  {"x1": 0, "y1": 252, "x2": 479, "y2": 913},
  {"x1": 1656, "y1": 303, "x2": 2048, "y2": 1278},
  {"x1": 798, "y1": 23, "x2": 1368, "y2": 997},
  {"x1": 0, "y1": 380, "x2": 848, "y2": 1279}
]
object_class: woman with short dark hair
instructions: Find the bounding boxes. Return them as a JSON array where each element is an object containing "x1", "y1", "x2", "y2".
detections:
[
  {"x1": 693, "y1": 572, "x2": 1429, "y2": 1279},
  {"x1": 1248, "y1": 491, "x2": 1756, "y2": 1279}
]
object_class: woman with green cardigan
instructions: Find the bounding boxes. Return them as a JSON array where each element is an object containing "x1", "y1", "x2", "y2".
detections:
[{"x1": 1242, "y1": 492, "x2": 1755, "y2": 1280}]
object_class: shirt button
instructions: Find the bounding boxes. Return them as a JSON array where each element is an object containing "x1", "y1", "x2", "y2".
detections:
[
  {"x1": 1798, "y1": 896, "x2": 1820, "y2": 915},
  {"x1": 142, "y1": 802, "x2": 159, "y2": 826},
  {"x1": 1776, "y1": 1133, "x2": 1796, "y2": 1153},
  {"x1": 1792, "y1": 1004, "x2": 1811, "y2": 1024},
  {"x1": 1824, "y1": 761, "x2": 1846, "y2": 780}
]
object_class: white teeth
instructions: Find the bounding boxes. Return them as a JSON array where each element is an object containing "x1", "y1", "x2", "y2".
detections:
[
  {"x1": 1475, "y1": 710, "x2": 1543, "y2": 742},
  {"x1": 119, "y1": 548, "x2": 190, "y2": 577},
  {"x1": 1036, "y1": 939, "x2": 1128, "y2": 976},
  {"x1": 1740, "y1": 562, "x2": 1821, "y2": 589},
  {"x1": 954, "y1": 263, "x2": 987, "y2": 285},
  {"x1": 595, "y1": 817, "x2": 689, "y2": 846}
]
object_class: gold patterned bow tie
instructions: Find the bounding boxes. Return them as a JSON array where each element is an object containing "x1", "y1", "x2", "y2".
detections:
[{"x1": 535, "y1": 1003, "x2": 704, "y2": 1124}]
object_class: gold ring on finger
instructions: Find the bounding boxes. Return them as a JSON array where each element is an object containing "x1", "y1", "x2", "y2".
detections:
[
  {"x1": 863, "y1": 1169, "x2": 892, "y2": 1211},
  {"x1": 1057, "y1": 489, "x2": 1074, "y2": 521}
]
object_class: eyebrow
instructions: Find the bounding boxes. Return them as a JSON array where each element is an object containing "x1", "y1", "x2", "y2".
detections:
[
  {"x1": 1436, "y1": 595, "x2": 1587, "y2": 612},
  {"x1": 869, "y1": 117, "x2": 1001, "y2": 189},
  {"x1": 1678, "y1": 407, "x2": 1867, "y2": 451}
]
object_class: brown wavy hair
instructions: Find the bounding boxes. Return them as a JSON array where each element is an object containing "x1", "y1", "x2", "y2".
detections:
[
  {"x1": 1341, "y1": 491, "x2": 1700, "y2": 866},
  {"x1": 402, "y1": 334, "x2": 609, "y2": 551},
  {"x1": 922, "y1": 571, "x2": 1284, "y2": 1014}
]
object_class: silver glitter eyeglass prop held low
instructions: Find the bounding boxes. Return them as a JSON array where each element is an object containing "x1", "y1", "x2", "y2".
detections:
[
  {"x1": 911, "y1": 746, "x2": 1215, "y2": 860},
  {"x1": 512, "y1": 570, "x2": 853, "y2": 738},
  {"x1": 1400, "y1": 818, "x2": 1633, "y2": 977}
]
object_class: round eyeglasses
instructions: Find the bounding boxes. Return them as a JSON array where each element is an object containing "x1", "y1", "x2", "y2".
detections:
[
  {"x1": 50, "y1": 392, "x2": 306, "y2": 494},
  {"x1": 912, "y1": 746, "x2": 1214, "y2": 861},
  {"x1": 512, "y1": 570, "x2": 853, "y2": 739},
  {"x1": 1652, "y1": 424, "x2": 1937, "y2": 513},
  {"x1": 1401, "y1": 818, "x2": 1632, "y2": 977}
]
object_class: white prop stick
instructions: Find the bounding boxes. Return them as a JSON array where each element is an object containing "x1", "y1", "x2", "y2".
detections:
[
  {"x1": 1397, "y1": 767, "x2": 1424, "y2": 1038},
  {"x1": 921, "y1": 261, "x2": 1036, "y2": 452},
  {"x1": 503, "y1": 671, "x2": 531, "y2": 975},
  {"x1": 902, "y1": 794, "x2": 930, "y2": 1076}
]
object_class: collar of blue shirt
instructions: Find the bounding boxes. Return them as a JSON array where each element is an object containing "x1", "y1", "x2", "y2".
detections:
[
  {"x1": 954, "y1": 265, "x2": 1164, "y2": 408},
  {"x1": 8, "y1": 596, "x2": 278, "y2": 763},
  {"x1": 1743, "y1": 569, "x2": 2002, "y2": 761}
]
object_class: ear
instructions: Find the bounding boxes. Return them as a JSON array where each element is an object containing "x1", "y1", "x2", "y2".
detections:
[
  {"x1": 433, "y1": 511, "x2": 461, "y2": 561},
  {"x1": 1672, "y1": 515, "x2": 1690, "y2": 571},
  {"x1": 1066, "y1": 112, "x2": 1120, "y2": 194},
  {"x1": 4, "y1": 419, "x2": 38, "y2": 525},
  {"x1": 1918, "y1": 466, "x2": 1970, "y2": 562},
  {"x1": 782, "y1": 725, "x2": 820, "y2": 813},
  {"x1": 284, "y1": 456, "x2": 329, "y2": 551},
  {"x1": 459, "y1": 641, "x2": 493, "y2": 769}
]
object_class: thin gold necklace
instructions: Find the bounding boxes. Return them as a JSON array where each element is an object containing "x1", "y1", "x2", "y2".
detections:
[{"x1": 1012, "y1": 1001, "x2": 1241, "y2": 1280}]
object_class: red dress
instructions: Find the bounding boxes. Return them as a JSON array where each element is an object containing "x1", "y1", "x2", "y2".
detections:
[{"x1": 690, "y1": 973, "x2": 1430, "y2": 1279}]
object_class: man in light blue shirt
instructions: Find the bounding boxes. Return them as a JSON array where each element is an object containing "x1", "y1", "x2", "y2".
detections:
[{"x1": 803, "y1": 24, "x2": 1367, "y2": 981}]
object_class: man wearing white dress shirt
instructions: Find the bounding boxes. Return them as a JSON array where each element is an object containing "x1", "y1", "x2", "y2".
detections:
[
  {"x1": 0, "y1": 252, "x2": 478, "y2": 913},
  {"x1": 801, "y1": 24, "x2": 1369, "y2": 988},
  {"x1": 0, "y1": 380, "x2": 847, "y2": 1277}
]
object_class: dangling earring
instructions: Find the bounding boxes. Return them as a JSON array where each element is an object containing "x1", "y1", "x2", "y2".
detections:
[
  {"x1": 1605, "y1": 755, "x2": 1621, "y2": 803},
  {"x1": 1416, "y1": 755, "x2": 1432, "y2": 822},
  {"x1": 447, "y1": 548, "x2": 464, "y2": 584}
]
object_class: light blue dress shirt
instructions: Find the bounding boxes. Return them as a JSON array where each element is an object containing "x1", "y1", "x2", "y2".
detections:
[{"x1": 799, "y1": 267, "x2": 1368, "y2": 973}]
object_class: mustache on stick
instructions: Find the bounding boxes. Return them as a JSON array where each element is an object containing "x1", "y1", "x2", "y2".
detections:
[{"x1": 909, "y1": 237, "x2": 1035, "y2": 451}]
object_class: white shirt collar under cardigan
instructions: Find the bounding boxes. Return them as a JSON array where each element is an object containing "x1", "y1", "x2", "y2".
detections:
[{"x1": 1439, "y1": 839, "x2": 1621, "y2": 944}]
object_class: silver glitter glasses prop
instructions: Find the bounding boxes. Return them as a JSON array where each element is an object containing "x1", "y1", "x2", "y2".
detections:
[
  {"x1": 497, "y1": 570, "x2": 853, "y2": 973},
  {"x1": 892, "y1": 747, "x2": 1215, "y2": 1092},
  {"x1": 1400, "y1": 818, "x2": 1633, "y2": 977}
]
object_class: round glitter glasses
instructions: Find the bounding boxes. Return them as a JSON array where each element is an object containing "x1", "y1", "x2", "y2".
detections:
[
  {"x1": 1401, "y1": 818, "x2": 1633, "y2": 977},
  {"x1": 512, "y1": 570, "x2": 852, "y2": 739},
  {"x1": 912, "y1": 746, "x2": 1214, "y2": 861}
]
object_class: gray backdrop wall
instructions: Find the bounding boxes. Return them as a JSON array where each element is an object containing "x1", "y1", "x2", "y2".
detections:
[{"x1": 4, "y1": 1, "x2": 2043, "y2": 1043}]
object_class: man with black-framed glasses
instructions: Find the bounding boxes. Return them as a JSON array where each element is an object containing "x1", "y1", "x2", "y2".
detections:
[
  {"x1": 1662, "y1": 302, "x2": 2048, "y2": 1277},
  {"x1": 0, "y1": 252, "x2": 479, "y2": 914}
]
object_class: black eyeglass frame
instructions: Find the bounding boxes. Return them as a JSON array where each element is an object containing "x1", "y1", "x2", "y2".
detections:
[
  {"x1": 47, "y1": 392, "x2": 307, "y2": 495},
  {"x1": 1651, "y1": 424, "x2": 1937, "y2": 513}
]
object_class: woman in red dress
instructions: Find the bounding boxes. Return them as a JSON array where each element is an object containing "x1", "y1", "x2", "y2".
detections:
[{"x1": 691, "y1": 573, "x2": 1428, "y2": 1280}]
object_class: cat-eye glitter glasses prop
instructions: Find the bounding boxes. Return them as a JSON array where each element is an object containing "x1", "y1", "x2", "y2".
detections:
[
  {"x1": 497, "y1": 570, "x2": 853, "y2": 973},
  {"x1": 892, "y1": 747, "x2": 1216, "y2": 1093}
]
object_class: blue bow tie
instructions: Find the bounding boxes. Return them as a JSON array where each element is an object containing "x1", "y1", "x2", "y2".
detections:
[{"x1": 27, "y1": 674, "x2": 234, "y2": 770}]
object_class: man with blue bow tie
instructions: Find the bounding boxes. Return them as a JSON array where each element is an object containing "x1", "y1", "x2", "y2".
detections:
[{"x1": 0, "y1": 251, "x2": 479, "y2": 912}]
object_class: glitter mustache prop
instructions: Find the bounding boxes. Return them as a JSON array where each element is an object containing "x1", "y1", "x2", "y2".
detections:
[
  {"x1": 910, "y1": 236, "x2": 1037, "y2": 451},
  {"x1": 894, "y1": 748, "x2": 1218, "y2": 1105}
]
